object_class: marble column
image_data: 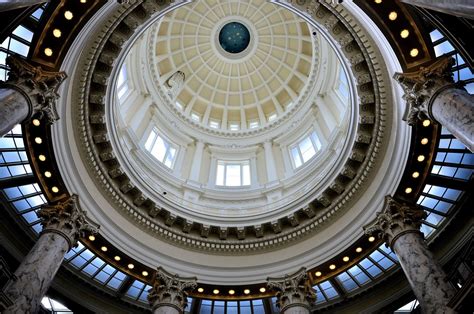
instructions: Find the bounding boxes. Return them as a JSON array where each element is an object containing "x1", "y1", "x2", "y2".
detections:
[
  {"x1": 400, "y1": 0, "x2": 474, "y2": 19},
  {"x1": 2, "y1": 195, "x2": 99, "y2": 313},
  {"x1": 394, "y1": 56, "x2": 474, "y2": 152},
  {"x1": 148, "y1": 267, "x2": 197, "y2": 314},
  {"x1": 189, "y1": 140, "x2": 205, "y2": 182},
  {"x1": 364, "y1": 196, "x2": 457, "y2": 314},
  {"x1": 0, "y1": 1, "x2": 49, "y2": 12},
  {"x1": 0, "y1": 55, "x2": 66, "y2": 137},
  {"x1": 267, "y1": 268, "x2": 316, "y2": 314}
]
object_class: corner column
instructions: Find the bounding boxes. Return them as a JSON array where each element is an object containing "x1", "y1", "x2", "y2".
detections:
[
  {"x1": 364, "y1": 196, "x2": 457, "y2": 314},
  {"x1": 2, "y1": 195, "x2": 99, "y2": 313},
  {"x1": 267, "y1": 268, "x2": 316, "y2": 314},
  {"x1": 148, "y1": 267, "x2": 197, "y2": 314},
  {"x1": 0, "y1": 55, "x2": 66, "y2": 136},
  {"x1": 394, "y1": 56, "x2": 474, "y2": 152}
]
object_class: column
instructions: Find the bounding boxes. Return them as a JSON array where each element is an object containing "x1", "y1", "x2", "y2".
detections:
[
  {"x1": 400, "y1": 0, "x2": 474, "y2": 20},
  {"x1": 189, "y1": 140, "x2": 205, "y2": 182},
  {"x1": 394, "y1": 56, "x2": 474, "y2": 152},
  {"x1": 0, "y1": 55, "x2": 66, "y2": 137},
  {"x1": 0, "y1": 1, "x2": 49, "y2": 12},
  {"x1": 267, "y1": 268, "x2": 316, "y2": 314},
  {"x1": 148, "y1": 267, "x2": 197, "y2": 314},
  {"x1": 364, "y1": 196, "x2": 457, "y2": 314},
  {"x1": 2, "y1": 195, "x2": 99, "y2": 313},
  {"x1": 263, "y1": 141, "x2": 278, "y2": 183}
]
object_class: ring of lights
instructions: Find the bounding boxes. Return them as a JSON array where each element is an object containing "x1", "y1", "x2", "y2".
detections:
[{"x1": 53, "y1": 0, "x2": 409, "y2": 283}]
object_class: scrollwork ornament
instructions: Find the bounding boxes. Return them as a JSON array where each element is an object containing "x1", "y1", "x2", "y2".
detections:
[
  {"x1": 148, "y1": 267, "x2": 197, "y2": 312},
  {"x1": 267, "y1": 268, "x2": 316, "y2": 312},
  {"x1": 394, "y1": 56, "x2": 455, "y2": 126},
  {"x1": 364, "y1": 196, "x2": 426, "y2": 248},
  {"x1": 3, "y1": 55, "x2": 66, "y2": 124},
  {"x1": 38, "y1": 194, "x2": 99, "y2": 249}
]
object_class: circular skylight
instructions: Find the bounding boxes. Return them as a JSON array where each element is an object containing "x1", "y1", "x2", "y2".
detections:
[{"x1": 218, "y1": 22, "x2": 251, "y2": 54}]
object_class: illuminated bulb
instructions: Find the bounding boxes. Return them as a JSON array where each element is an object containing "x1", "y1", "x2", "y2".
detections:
[
  {"x1": 114, "y1": 256, "x2": 121, "y2": 261},
  {"x1": 101, "y1": 246, "x2": 107, "y2": 252},
  {"x1": 39, "y1": 155, "x2": 46, "y2": 161},
  {"x1": 64, "y1": 11, "x2": 73, "y2": 20},
  {"x1": 213, "y1": 289, "x2": 219, "y2": 295},
  {"x1": 259, "y1": 287, "x2": 266, "y2": 293},
  {"x1": 53, "y1": 29, "x2": 62, "y2": 38},
  {"x1": 412, "y1": 172, "x2": 420, "y2": 178},
  {"x1": 88, "y1": 235, "x2": 95, "y2": 241},
  {"x1": 244, "y1": 289, "x2": 250, "y2": 295},
  {"x1": 197, "y1": 288, "x2": 204, "y2": 293},
  {"x1": 368, "y1": 236, "x2": 375, "y2": 242},
  {"x1": 51, "y1": 186, "x2": 59, "y2": 193},
  {"x1": 421, "y1": 138, "x2": 429, "y2": 145},
  {"x1": 315, "y1": 271, "x2": 322, "y2": 277},
  {"x1": 423, "y1": 120, "x2": 431, "y2": 127},
  {"x1": 400, "y1": 29, "x2": 410, "y2": 38},
  {"x1": 329, "y1": 264, "x2": 336, "y2": 270},
  {"x1": 35, "y1": 137, "x2": 42, "y2": 144},
  {"x1": 410, "y1": 48, "x2": 419, "y2": 57},
  {"x1": 374, "y1": 0, "x2": 382, "y2": 3},
  {"x1": 32, "y1": 119, "x2": 40, "y2": 126},
  {"x1": 80, "y1": 0, "x2": 87, "y2": 2},
  {"x1": 142, "y1": 271, "x2": 148, "y2": 277},
  {"x1": 417, "y1": 155, "x2": 425, "y2": 162},
  {"x1": 388, "y1": 11, "x2": 398, "y2": 20},
  {"x1": 343, "y1": 256, "x2": 350, "y2": 262},
  {"x1": 44, "y1": 171, "x2": 52, "y2": 178},
  {"x1": 405, "y1": 187, "x2": 413, "y2": 194},
  {"x1": 228, "y1": 290, "x2": 235, "y2": 295},
  {"x1": 127, "y1": 263, "x2": 134, "y2": 269},
  {"x1": 356, "y1": 247, "x2": 363, "y2": 253},
  {"x1": 44, "y1": 48, "x2": 53, "y2": 56}
]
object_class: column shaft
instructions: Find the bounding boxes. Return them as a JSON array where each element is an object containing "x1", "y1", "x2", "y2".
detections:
[
  {"x1": 0, "y1": 88, "x2": 29, "y2": 136},
  {"x1": 392, "y1": 232, "x2": 456, "y2": 314},
  {"x1": 400, "y1": 0, "x2": 474, "y2": 19},
  {"x1": 431, "y1": 88, "x2": 474, "y2": 151},
  {"x1": 264, "y1": 141, "x2": 278, "y2": 183},
  {"x1": 189, "y1": 141, "x2": 204, "y2": 181},
  {"x1": 3, "y1": 233, "x2": 69, "y2": 313},
  {"x1": 153, "y1": 306, "x2": 180, "y2": 314}
]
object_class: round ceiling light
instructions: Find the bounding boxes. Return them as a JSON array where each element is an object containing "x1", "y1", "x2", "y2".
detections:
[{"x1": 218, "y1": 22, "x2": 251, "y2": 54}]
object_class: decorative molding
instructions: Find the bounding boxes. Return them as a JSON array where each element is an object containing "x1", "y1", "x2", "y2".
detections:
[
  {"x1": 2, "y1": 55, "x2": 67, "y2": 124},
  {"x1": 38, "y1": 194, "x2": 100, "y2": 250},
  {"x1": 364, "y1": 195, "x2": 425, "y2": 248}
]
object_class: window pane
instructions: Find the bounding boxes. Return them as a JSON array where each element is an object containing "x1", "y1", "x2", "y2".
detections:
[
  {"x1": 291, "y1": 147, "x2": 302, "y2": 168},
  {"x1": 242, "y1": 164, "x2": 250, "y2": 185},
  {"x1": 300, "y1": 137, "x2": 316, "y2": 162},
  {"x1": 144, "y1": 130, "x2": 156, "y2": 151},
  {"x1": 151, "y1": 136, "x2": 167, "y2": 162},
  {"x1": 216, "y1": 164, "x2": 225, "y2": 186},
  {"x1": 226, "y1": 164, "x2": 241, "y2": 186}
]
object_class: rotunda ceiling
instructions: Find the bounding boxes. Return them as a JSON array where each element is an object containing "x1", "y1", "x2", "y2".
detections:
[{"x1": 152, "y1": 0, "x2": 314, "y2": 131}]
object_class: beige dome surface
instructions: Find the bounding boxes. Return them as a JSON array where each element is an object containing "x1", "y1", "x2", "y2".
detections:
[{"x1": 153, "y1": 0, "x2": 314, "y2": 130}]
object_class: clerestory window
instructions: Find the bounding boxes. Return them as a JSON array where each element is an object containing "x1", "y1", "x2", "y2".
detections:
[
  {"x1": 116, "y1": 65, "x2": 129, "y2": 100},
  {"x1": 144, "y1": 129, "x2": 177, "y2": 169},
  {"x1": 216, "y1": 160, "x2": 251, "y2": 187},
  {"x1": 290, "y1": 131, "x2": 322, "y2": 168}
]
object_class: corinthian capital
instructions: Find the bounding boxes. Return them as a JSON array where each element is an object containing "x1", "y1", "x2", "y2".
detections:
[
  {"x1": 148, "y1": 267, "x2": 197, "y2": 312},
  {"x1": 267, "y1": 267, "x2": 316, "y2": 312},
  {"x1": 394, "y1": 56, "x2": 455, "y2": 125},
  {"x1": 2, "y1": 55, "x2": 67, "y2": 124},
  {"x1": 38, "y1": 194, "x2": 99, "y2": 249},
  {"x1": 364, "y1": 196, "x2": 425, "y2": 248}
]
